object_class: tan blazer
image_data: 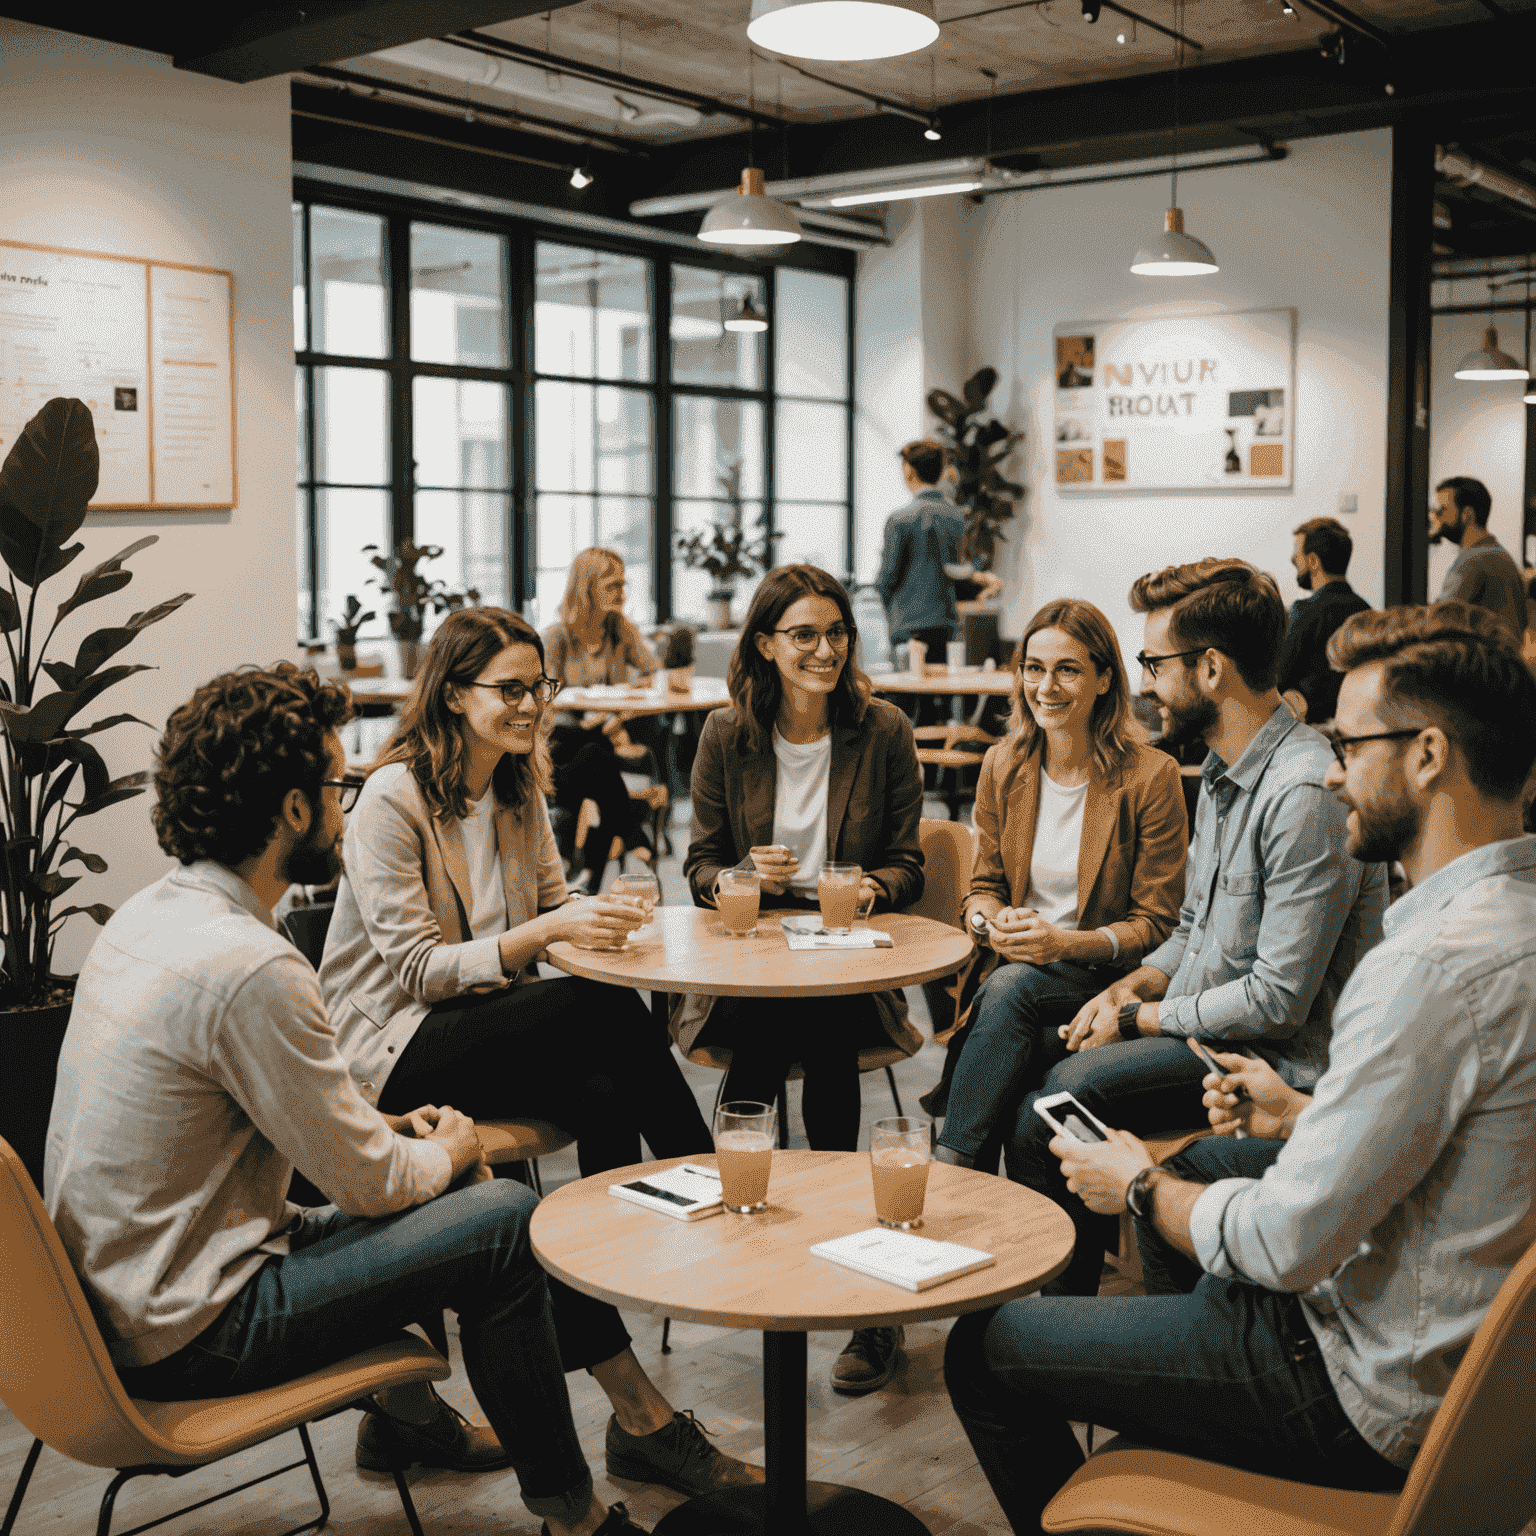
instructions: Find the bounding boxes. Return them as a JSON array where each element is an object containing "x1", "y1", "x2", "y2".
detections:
[
  {"x1": 319, "y1": 763, "x2": 568, "y2": 1105},
  {"x1": 947, "y1": 737, "x2": 1188, "y2": 1036}
]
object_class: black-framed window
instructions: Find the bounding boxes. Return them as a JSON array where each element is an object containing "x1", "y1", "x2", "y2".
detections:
[{"x1": 294, "y1": 188, "x2": 854, "y2": 642}]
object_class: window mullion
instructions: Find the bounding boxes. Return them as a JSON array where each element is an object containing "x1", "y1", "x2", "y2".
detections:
[
  {"x1": 655, "y1": 257, "x2": 673, "y2": 622},
  {"x1": 764, "y1": 266, "x2": 777, "y2": 571},
  {"x1": 388, "y1": 214, "x2": 413, "y2": 549}
]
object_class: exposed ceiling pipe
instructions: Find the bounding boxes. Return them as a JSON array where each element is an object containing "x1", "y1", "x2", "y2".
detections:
[{"x1": 1436, "y1": 145, "x2": 1536, "y2": 216}]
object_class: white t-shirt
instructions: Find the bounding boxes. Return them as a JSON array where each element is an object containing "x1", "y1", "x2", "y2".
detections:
[
  {"x1": 771, "y1": 729, "x2": 833, "y2": 894},
  {"x1": 1022, "y1": 767, "x2": 1088, "y2": 930},
  {"x1": 461, "y1": 792, "x2": 509, "y2": 941}
]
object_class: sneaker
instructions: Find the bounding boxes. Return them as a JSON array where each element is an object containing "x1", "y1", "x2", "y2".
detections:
[
  {"x1": 830, "y1": 1327, "x2": 905, "y2": 1395},
  {"x1": 604, "y1": 1409, "x2": 764, "y2": 1497},
  {"x1": 356, "y1": 1388, "x2": 512, "y2": 1473},
  {"x1": 541, "y1": 1503, "x2": 648, "y2": 1536}
]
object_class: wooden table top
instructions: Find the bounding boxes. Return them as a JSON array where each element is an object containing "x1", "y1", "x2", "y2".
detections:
[
  {"x1": 343, "y1": 677, "x2": 733, "y2": 715},
  {"x1": 872, "y1": 668, "x2": 1014, "y2": 697},
  {"x1": 546, "y1": 906, "x2": 973, "y2": 998},
  {"x1": 530, "y1": 1150, "x2": 1075, "y2": 1332}
]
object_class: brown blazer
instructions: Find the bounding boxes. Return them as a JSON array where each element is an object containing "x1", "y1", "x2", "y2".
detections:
[
  {"x1": 945, "y1": 736, "x2": 1187, "y2": 1037},
  {"x1": 677, "y1": 696, "x2": 926, "y2": 1055}
]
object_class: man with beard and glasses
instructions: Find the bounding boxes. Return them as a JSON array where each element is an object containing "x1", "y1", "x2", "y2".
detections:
[
  {"x1": 1275, "y1": 517, "x2": 1371, "y2": 724},
  {"x1": 1430, "y1": 476, "x2": 1526, "y2": 641},
  {"x1": 942, "y1": 601, "x2": 1536, "y2": 1536},
  {"x1": 997, "y1": 558, "x2": 1388, "y2": 1299},
  {"x1": 44, "y1": 664, "x2": 649, "y2": 1536}
]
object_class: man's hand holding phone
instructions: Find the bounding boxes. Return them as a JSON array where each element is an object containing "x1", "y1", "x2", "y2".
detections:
[
  {"x1": 1036, "y1": 1093, "x2": 1153, "y2": 1215},
  {"x1": 1189, "y1": 1040, "x2": 1308, "y2": 1141}
]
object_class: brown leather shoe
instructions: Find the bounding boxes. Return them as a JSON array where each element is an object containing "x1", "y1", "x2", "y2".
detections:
[
  {"x1": 356, "y1": 1388, "x2": 512, "y2": 1473},
  {"x1": 541, "y1": 1502, "x2": 649, "y2": 1535},
  {"x1": 605, "y1": 1409, "x2": 764, "y2": 1496}
]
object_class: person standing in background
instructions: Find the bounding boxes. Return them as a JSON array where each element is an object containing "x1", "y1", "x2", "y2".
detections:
[
  {"x1": 1276, "y1": 517, "x2": 1371, "y2": 723},
  {"x1": 876, "y1": 440, "x2": 967, "y2": 664},
  {"x1": 1430, "y1": 477, "x2": 1527, "y2": 641}
]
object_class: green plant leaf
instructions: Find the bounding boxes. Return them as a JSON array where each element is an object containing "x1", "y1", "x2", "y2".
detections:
[
  {"x1": 29, "y1": 869, "x2": 79, "y2": 898},
  {"x1": 38, "y1": 761, "x2": 81, "y2": 824},
  {"x1": 0, "y1": 397, "x2": 98, "y2": 537},
  {"x1": 0, "y1": 690, "x2": 79, "y2": 744},
  {"x1": 42, "y1": 660, "x2": 80, "y2": 691},
  {"x1": 0, "y1": 509, "x2": 84, "y2": 589},
  {"x1": 68, "y1": 591, "x2": 192, "y2": 679},
  {"x1": 61, "y1": 712, "x2": 150, "y2": 741},
  {"x1": 74, "y1": 783, "x2": 148, "y2": 817},
  {"x1": 0, "y1": 585, "x2": 19, "y2": 633},
  {"x1": 52, "y1": 534, "x2": 157, "y2": 624},
  {"x1": 963, "y1": 367, "x2": 998, "y2": 408},
  {"x1": 59, "y1": 664, "x2": 152, "y2": 723},
  {"x1": 60, "y1": 846, "x2": 108, "y2": 873},
  {"x1": 50, "y1": 902, "x2": 113, "y2": 929},
  {"x1": 47, "y1": 738, "x2": 109, "y2": 802}
]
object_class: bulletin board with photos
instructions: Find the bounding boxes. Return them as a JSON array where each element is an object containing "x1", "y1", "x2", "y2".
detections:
[{"x1": 1052, "y1": 308, "x2": 1295, "y2": 493}]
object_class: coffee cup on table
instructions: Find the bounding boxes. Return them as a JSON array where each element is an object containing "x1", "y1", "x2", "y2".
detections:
[
  {"x1": 946, "y1": 640, "x2": 967, "y2": 671},
  {"x1": 907, "y1": 639, "x2": 928, "y2": 674}
]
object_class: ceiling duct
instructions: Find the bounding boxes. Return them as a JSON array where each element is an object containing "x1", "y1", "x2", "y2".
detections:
[{"x1": 1435, "y1": 146, "x2": 1536, "y2": 217}]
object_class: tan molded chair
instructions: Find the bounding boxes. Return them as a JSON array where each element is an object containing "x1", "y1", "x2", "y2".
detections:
[
  {"x1": 1043, "y1": 1237, "x2": 1536, "y2": 1536},
  {"x1": 0, "y1": 1135, "x2": 450, "y2": 1536},
  {"x1": 915, "y1": 722, "x2": 999, "y2": 820}
]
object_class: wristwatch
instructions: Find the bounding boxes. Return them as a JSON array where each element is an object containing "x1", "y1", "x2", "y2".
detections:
[
  {"x1": 1116, "y1": 999, "x2": 1143, "y2": 1041},
  {"x1": 1125, "y1": 1164, "x2": 1166, "y2": 1220}
]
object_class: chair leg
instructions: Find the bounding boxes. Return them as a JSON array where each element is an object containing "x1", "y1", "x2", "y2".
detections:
[
  {"x1": 294, "y1": 1422, "x2": 331, "y2": 1534},
  {"x1": 418, "y1": 1311, "x2": 450, "y2": 1358},
  {"x1": 365, "y1": 1413, "x2": 428, "y2": 1536},
  {"x1": 661, "y1": 1317, "x2": 672, "y2": 1354},
  {"x1": 884, "y1": 1065, "x2": 905, "y2": 1118},
  {"x1": 776, "y1": 1080, "x2": 790, "y2": 1149},
  {"x1": 1, "y1": 1438, "x2": 42, "y2": 1536}
]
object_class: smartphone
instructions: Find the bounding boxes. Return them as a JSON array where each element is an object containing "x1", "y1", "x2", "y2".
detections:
[
  {"x1": 1189, "y1": 1040, "x2": 1252, "y2": 1102},
  {"x1": 1033, "y1": 1091, "x2": 1113, "y2": 1145}
]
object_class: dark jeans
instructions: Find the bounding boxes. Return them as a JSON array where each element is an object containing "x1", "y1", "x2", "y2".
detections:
[
  {"x1": 118, "y1": 1182, "x2": 594, "y2": 1525},
  {"x1": 695, "y1": 993, "x2": 890, "y2": 1151},
  {"x1": 945, "y1": 1135, "x2": 1405, "y2": 1536},
  {"x1": 1005, "y1": 1035, "x2": 1211, "y2": 1295},
  {"x1": 938, "y1": 960, "x2": 1105, "y2": 1164},
  {"x1": 550, "y1": 723, "x2": 649, "y2": 880}
]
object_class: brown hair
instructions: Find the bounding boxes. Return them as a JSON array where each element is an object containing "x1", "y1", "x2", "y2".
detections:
[
  {"x1": 1326, "y1": 601, "x2": 1536, "y2": 801},
  {"x1": 899, "y1": 440, "x2": 945, "y2": 485},
  {"x1": 1010, "y1": 599, "x2": 1137, "y2": 780},
  {"x1": 153, "y1": 662, "x2": 353, "y2": 866},
  {"x1": 559, "y1": 547, "x2": 625, "y2": 643},
  {"x1": 1128, "y1": 557, "x2": 1287, "y2": 692},
  {"x1": 728, "y1": 564, "x2": 871, "y2": 754},
  {"x1": 376, "y1": 607, "x2": 554, "y2": 821},
  {"x1": 1293, "y1": 516, "x2": 1353, "y2": 577}
]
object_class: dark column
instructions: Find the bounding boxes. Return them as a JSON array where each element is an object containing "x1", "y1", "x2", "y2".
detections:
[{"x1": 1384, "y1": 127, "x2": 1436, "y2": 607}]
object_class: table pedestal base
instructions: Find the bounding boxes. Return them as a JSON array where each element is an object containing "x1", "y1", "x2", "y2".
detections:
[{"x1": 652, "y1": 1483, "x2": 929, "y2": 1536}]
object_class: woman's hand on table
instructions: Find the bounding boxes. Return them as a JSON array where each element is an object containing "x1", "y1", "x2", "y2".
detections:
[
  {"x1": 546, "y1": 895, "x2": 644, "y2": 950},
  {"x1": 748, "y1": 844, "x2": 798, "y2": 895},
  {"x1": 987, "y1": 907, "x2": 1074, "y2": 965}
]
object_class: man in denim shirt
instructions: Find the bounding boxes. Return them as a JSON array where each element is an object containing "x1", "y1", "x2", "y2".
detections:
[
  {"x1": 1002, "y1": 559, "x2": 1388, "y2": 1296},
  {"x1": 944, "y1": 603, "x2": 1536, "y2": 1534}
]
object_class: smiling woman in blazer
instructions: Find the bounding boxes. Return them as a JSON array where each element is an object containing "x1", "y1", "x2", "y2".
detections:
[{"x1": 931, "y1": 597, "x2": 1187, "y2": 1171}]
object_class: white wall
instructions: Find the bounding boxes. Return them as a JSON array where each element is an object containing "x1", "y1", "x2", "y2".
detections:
[
  {"x1": 859, "y1": 128, "x2": 1394, "y2": 669},
  {"x1": 0, "y1": 21, "x2": 296, "y2": 970}
]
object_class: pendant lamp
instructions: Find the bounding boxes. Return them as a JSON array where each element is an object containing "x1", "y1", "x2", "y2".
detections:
[
  {"x1": 698, "y1": 168, "x2": 803, "y2": 246},
  {"x1": 1131, "y1": 206, "x2": 1219, "y2": 276},
  {"x1": 747, "y1": 0, "x2": 938, "y2": 63},
  {"x1": 723, "y1": 293, "x2": 769, "y2": 332},
  {"x1": 1453, "y1": 326, "x2": 1528, "y2": 381}
]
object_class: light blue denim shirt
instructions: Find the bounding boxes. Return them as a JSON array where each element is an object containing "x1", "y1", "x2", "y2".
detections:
[
  {"x1": 1144, "y1": 705, "x2": 1388, "y2": 1088},
  {"x1": 1189, "y1": 835, "x2": 1536, "y2": 1467}
]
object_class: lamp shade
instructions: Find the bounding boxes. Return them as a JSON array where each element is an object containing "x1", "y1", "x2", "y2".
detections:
[
  {"x1": 698, "y1": 168, "x2": 803, "y2": 246},
  {"x1": 723, "y1": 294, "x2": 769, "y2": 332},
  {"x1": 1453, "y1": 327, "x2": 1529, "y2": 381},
  {"x1": 1130, "y1": 206, "x2": 1219, "y2": 277},
  {"x1": 747, "y1": 0, "x2": 938, "y2": 61}
]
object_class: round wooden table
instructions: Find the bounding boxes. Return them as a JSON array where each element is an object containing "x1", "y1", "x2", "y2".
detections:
[
  {"x1": 871, "y1": 668, "x2": 1014, "y2": 697},
  {"x1": 531, "y1": 1150, "x2": 1075, "y2": 1535}
]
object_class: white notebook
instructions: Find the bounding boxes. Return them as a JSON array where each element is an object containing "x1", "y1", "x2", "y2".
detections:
[
  {"x1": 809, "y1": 1229, "x2": 996, "y2": 1291},
  {"x1": 609, "y1": 1163, "x2": 724, "y2": 1221}
]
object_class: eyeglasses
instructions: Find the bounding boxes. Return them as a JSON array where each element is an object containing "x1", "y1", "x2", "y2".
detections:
[
  {"x1": 1135, "y1": 646, "x2": 1213, "y2": 679},
  {"x1": 455, "y1": 677, "x2": 561, "y2": 707},
  {"x1": 1323, "y1": 727, "x2": 1424, "y2": 769},
  {"x1": 321, "y1": 775, "x2": 367, "y2": 812},
  {"x1": 771, "y1": 623, "x2": 855, "y2": 652}
]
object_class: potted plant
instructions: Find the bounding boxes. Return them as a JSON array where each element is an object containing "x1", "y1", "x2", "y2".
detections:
[
  {"x1": 927, "y1": 367, "x2": 1025, "y2": 571},
  {"x1": 363, "y1": 539, "x2": 480, "y2": 679},
  {"x1": 331, "y1": 594, "x2": 375, "y2": 672},
  {"x1": 674, "y1": 458, "x2": 770, "y2": 630},
  {"x1": 0, "y1": 398, "x2": 192, "y2": 1189}
]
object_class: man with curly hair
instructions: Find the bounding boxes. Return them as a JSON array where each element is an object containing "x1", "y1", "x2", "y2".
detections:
[{"x1": 44, "y1": 663, "x2": 646, "y2": 1536}]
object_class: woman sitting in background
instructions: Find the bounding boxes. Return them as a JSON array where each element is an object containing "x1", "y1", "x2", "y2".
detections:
[
  {"x1": 542, "y1": 547, "x2": 662, "y2": 892},
  {"x1": 930, "y1": 597, "x2": 1187, "y2": 1171},
  {"x1": 320, "y1": 608, "x2": 756, "y2": 1499}
]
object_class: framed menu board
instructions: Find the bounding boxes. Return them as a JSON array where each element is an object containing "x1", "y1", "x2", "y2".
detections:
[{"x1": 0, "y1": 239, "x2": 235, "y2": 510}]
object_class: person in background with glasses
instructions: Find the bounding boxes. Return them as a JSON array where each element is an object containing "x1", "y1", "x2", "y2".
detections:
[
  {"x1": 542, "y1": 547, "x2": 663, "y2": 892},
  {"x1": 1001, "y1": 557, "x2": 1389, "y2": 1299},
  {"x1": 682, "y1": 564, "x2": 925, "y2": 1396},
  {"x1": 321, "y1": 608, "x2": 762, "y2": 1501}
]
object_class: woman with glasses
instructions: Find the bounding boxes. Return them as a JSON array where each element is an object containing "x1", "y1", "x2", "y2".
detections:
[
  {"x1": 318, "y1": 609, "x2": 760, "y2": 1498},
  {"x1": 924, "y1": 598, "x2": 1188, "y2": 1172},
  {"x1": 542, "y1": 547, "x2": 663, "y2": 893}
]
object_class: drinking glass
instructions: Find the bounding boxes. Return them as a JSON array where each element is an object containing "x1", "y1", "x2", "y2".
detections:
[
  {"x1": 611, "y1": 871, "x2": 659, "y2": 942},
  {"x1": 714, "y1": 1100, "x2": 776, "y2": 1213},
  {"x1": 716, "y1": 868, "x2": 761, "y2": 938},
  {"x1": 870, "y1": 1116, "x2": 931, "y2": 1230},
  {"x1": 818, "y1": 861, "x2": 862, "y2": 935}
]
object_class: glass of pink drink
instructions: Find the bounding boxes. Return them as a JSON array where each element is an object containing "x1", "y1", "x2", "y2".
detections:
[
  {"x1": 716, "y1": 868, "x2": 761, "y2": 938},
  {"x1": 818, "y1": 861, "x2": 861, "y2": 935},
  {"x1": 714, "y1": 1100, "x2": 776, "y2": 1213},
  {"x1": 870, "y1": 1116, "x2": 931, "y2": 1230}
]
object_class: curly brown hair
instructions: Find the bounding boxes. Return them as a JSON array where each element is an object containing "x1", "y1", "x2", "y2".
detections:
[{"x1": 153, "y1": 662, "x2": 354, "y2": 866}]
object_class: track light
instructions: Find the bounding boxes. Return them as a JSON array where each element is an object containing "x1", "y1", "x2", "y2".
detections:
[
  {"x1": 1116, "y1": 29, "x2": 1126, "y2": 41},
  {"x1": 614, "y1": 95, "x2": 642, "y2": 122},
  {"x1": 924, "y1": 119, "x2": 942, "y2": 141},
  {"x1": 1082, "y1": 0, "x2": 1101, "y2": 18},
  {"x1": 569, "y1": 163, "x2": 594, "y2": 189},
  {"x1": 1281, "y1": 0, "x2": 1294, "y2": 12}
]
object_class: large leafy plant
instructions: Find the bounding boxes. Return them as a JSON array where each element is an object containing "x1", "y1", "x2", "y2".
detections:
[
  {"x1": 674, "y1": 458, "x2": 770, "y2": 590},
  {"x1": 0, "y1": 398, "x2": 191, "y2": 1008},
  {"x1": 927, "y1": 366, "x2": 1024, "y2": 570},
  {"x1": 363, "y1": 539, "x2": 479, "y2": 643}
]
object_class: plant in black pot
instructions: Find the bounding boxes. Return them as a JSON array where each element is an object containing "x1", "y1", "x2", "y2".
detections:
[
  {"x1": 674, "y1": 457, "x2": 769, "y2": 630},
  {"x1": 0, "y1": 398, "x2": 192, "y2": 1188},
  {"x1": 927, "y1": 366, "x2": 1024, "y2": 571},
  {"x1": 331, "y1": 593, "x2": 375, "y2": 672},
  {"x1": 363, "y1": 539, "x2": 479, "y2": 679}
]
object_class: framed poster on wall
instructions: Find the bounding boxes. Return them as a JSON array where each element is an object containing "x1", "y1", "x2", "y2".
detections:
[
  {"x1": 1052, "y1": 308, "x2": 1295, "y2": 493},
  {"x1": 0, "y1": 239, "x2": 235, "y2": 510}
]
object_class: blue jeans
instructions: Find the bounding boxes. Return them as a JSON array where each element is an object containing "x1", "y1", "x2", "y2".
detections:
[
  {"x1": 944, "y1": 1137, "x2": 1405, "y2": 1536},
  {"x1": 117, "y1": 1180, "x2": 593, "y2": 1525},
  {"x1": 938, "y1": 961, "x2": 1104, "y2": 1162},
  {"x1": 1005, "y1": 1035, "x2": 1212, "y2": 1295}
]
